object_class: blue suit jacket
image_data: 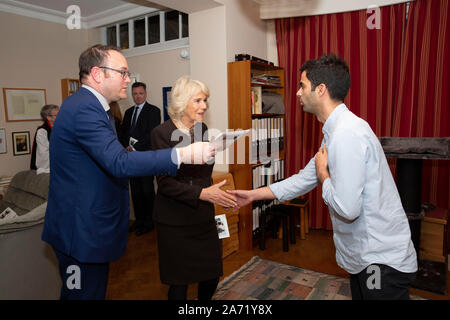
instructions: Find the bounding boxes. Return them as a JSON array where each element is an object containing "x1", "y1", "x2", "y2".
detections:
[{"x1": 42, "y1": 87, "x2": 177, "y2": 263}]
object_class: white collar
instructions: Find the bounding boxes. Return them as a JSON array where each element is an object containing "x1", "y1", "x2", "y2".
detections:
[
  {"x1": 136, "y1": 102, "x2": 146, "y2": 109},
  {"x1": 82, "y1": 84, "x2": 110, "y2": 112}
]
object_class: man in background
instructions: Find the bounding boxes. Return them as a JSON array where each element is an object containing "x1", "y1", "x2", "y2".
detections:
[{"x1": 121, "y1": 82, "x2": 160, "y2": 235}]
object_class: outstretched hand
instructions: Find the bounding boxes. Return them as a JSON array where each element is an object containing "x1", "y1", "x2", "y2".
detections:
[
  {"x1": 226, "y1": 190, "x2": 253, "y2": 211},
  {"x1": 199, "y1": 180, "x2": 237, "y2": 208}
]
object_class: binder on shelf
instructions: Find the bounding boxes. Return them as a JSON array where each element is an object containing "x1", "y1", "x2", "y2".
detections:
[{"x1": 251, "y1": 89, "x2": 255, "y2": 114}]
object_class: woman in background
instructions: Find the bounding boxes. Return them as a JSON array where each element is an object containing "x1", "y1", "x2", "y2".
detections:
[
  {"x1": 151, "y1": 76, "x2": 236, "y2": 300},
  {"x1": 30, "y1": 104, "x2": 59, "y2": 174},
  {"x1": 109, "y1": 101, "x2": 123, "y2": 142}
]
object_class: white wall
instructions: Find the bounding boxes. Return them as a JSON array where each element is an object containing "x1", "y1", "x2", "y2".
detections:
[
  {"x1": 266, "y1": 19, "x2": 278, "y2": 66},
  {"x1": 118, "y1": 48, "x2": 190, "y2": 118},
  {"x1": 0, "y1": 11, "x2": 96, "y2": 178},
  {"x1": 223, "y1": 0, "x2": 267, "y2": 63},
  {"x1": 189, "y1": 0, "x2": 269, "y2": 172},
  {"x1": 189, "y1": 5, "x2": 228, "y2": 171}
]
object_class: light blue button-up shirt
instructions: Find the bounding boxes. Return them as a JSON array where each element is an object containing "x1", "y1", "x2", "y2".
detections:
[{"x1": 270, "y1": 104, "x2": 417, "y2": 274}]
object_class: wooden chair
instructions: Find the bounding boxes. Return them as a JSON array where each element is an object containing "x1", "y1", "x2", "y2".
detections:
[
  {"x1": 281, "y1": 198, "x2": 310, "y2": 240},
  {"x1": 259, "y1": 203, "x2": 296, "y2": 252}
]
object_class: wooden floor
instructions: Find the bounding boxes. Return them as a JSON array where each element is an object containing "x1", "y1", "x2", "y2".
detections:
[{"x1": 106, "y1": 226, "x2": 450, "y2": 300}]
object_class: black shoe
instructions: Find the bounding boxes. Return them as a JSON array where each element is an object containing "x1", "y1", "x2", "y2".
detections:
[
  {"x1": 128, "y1": 223, "x2": 141, "y2": 233},
  {"x1": 135, "y1": 226, "x2": 153, "y2": 236}
]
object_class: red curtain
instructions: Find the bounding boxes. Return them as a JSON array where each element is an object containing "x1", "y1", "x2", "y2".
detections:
[
  {"x1": 393, "y1": 0, "x2": 450, "y2": 210},
  {"x1": 275, "y1": 0, "x2": 449, "y2": 229}
]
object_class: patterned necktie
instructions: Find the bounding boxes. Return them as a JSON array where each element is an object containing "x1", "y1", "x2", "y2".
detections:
[
  {"x1": 130, "y1": 106, "x2": 138, "y2": 135},
  {"x1": 107, "y1": 109, "x2": 117, "y2": 137}
]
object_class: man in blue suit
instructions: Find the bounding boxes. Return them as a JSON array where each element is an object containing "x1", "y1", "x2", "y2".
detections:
[{"x1": 42, "y1": 44, "x2": 216, "y2": 300}]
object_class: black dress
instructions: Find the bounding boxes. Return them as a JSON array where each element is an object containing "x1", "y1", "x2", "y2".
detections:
[{"x1": 150, "y1": 120, "x2": 222, "y2": 285}]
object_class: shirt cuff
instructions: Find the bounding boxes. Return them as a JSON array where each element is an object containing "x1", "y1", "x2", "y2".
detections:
[
  {"x1": 268, "y1": 183, "x2": 282, "y2": 201},
  {"x1": 174, "y1": 148, "x2": 181, "y2": 169}
]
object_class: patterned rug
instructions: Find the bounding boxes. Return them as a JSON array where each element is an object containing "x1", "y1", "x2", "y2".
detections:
[
  {"x1": 213, "y1": 256, "x2": 424, "y2": 300},
  {"x1": 213, "y1": 256, "x2": 351, "y2": 300}
]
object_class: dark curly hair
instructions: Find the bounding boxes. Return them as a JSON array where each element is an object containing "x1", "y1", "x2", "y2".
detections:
[{"x1": 300, "y1": 53, "x2": 350, "y2": 102}]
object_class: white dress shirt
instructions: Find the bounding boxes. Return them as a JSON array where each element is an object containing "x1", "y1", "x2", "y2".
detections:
[
  {"x1": 131, "y1": 102, "x2": 145, "y2": 124},
  {"x1": 270, "y1": 104, "x2": 417, "y2": 274},
  {"x1": 35, "y1": 128, "x2": 50, "y2": 174},
  {"x1": 129, "y1": 102, "x2": 146, "y2": 150}
]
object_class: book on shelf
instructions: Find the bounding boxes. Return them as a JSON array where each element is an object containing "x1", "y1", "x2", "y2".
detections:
[
  {"x1": 251, "y1": 74, "x2": 281, "y2": 87},
  {"x1": 251, "y1": 86, "x2": 262, "y2": 114}
]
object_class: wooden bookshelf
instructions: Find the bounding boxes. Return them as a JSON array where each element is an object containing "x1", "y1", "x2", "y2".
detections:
[
  {"x1": 61, "y1": 78, "x2": 81, "y2": 100},
  {"x1": 227, "y1": 60, "x2": 286, "y2": 250}
]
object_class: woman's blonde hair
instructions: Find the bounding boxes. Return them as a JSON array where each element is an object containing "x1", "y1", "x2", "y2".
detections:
[{"x1": 167, "y1": 76, "x2": 210, "y2": 120}]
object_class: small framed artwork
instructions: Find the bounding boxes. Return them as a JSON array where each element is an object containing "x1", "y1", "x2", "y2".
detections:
[
  {"x1": 3, "y1": 88, "x2": 47, "y2": 122},
  {"x1": 215, "y1": 214, "x2": 230, "y2": 239},
  {"x1": 0, "y1": 128, "x2": 6, "y2": 154},
  {"x1": 12, "y1": 131, "x2": 30, "y2": 156}
]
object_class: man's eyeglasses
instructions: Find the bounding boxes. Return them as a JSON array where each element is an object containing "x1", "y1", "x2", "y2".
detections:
[{"x1": 99, "y1": 66, "x2": 131, "y2": 80}]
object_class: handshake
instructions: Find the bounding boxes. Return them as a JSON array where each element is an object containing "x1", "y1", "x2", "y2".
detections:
[{"x1": 176, "y1": 142, "x2": 216, "y2": 164}]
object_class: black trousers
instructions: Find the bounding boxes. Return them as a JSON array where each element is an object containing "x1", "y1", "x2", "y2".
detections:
[
  {"x1": 168, "y1": 278, "x2": 220, "y2": 300},
  {"x1": 130, "y1": 176, "x2": 155, "y2": 228},
  {"x1": 350, "y1": 264, "x2": 416, "y2": 300},
  {"x1": 54, "y1": 248, "x2": 110, "y2": 300}
]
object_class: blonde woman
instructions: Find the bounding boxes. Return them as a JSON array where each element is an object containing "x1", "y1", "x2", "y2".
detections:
[{"x1": 151, "y1": 76, "x2": 236, "y2": 300}]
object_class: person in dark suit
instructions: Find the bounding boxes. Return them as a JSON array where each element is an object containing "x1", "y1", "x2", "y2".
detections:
[
  {"x1": 151, "y1": 76, "x2": 237, "y2": 300},
  {"x1": 41, "y1": 45, "x2": 215, "y2": 300},
  {"x1": 120, "y1": 82, "x2": 160, "y2": 235}
]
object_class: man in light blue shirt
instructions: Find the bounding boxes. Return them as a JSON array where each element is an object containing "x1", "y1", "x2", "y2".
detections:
[{"x1": 230, "y1": 54, "x2": 417, "y2": 300}]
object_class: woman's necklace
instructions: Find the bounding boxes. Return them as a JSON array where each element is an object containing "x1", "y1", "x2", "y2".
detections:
[{"x1": 173, "y1": 119, "x2": 193, "y2": 136}]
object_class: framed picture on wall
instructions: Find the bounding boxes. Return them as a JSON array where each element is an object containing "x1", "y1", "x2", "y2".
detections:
[
  {"x1": 3, "y1": 88, "x2": 47, "y2": 122},
  {"x1": 0, "y1": 128, "x2": 6, "y2": 154},
  {"x1": 12, "y1": 131, "x2": 30, "y2": 156},
  {"x1": 162, "y1": 86, "x2": 172, "y2": 122}
]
